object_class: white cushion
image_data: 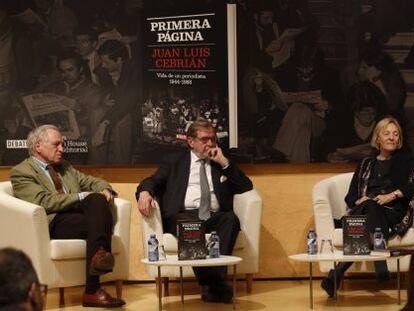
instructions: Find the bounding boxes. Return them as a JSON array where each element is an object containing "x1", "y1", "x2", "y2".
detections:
[{"x1": 50, "y1": 235, "x2": 122, "y2": 260}]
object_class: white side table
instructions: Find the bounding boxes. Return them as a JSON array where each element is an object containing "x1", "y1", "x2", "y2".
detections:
[
  {"x1": 289, "y1": 252, "x2": 407, "y2": 309},
  {"x1": 141, "y1": 255, "x2": 242, "y2": 310}
]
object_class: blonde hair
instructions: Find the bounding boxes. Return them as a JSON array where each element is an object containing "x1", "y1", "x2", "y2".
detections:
[{"x1": 370, "y1": 116, "x2": 403, "y2": 150}]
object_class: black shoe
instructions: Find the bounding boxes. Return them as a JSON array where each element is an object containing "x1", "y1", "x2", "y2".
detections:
[
  {"x1": 374, "y1": 260, "x2": 390, "y2": 282},
  {"x1": 201, "y1": 286, "x2": 221, "y2": 303},
  {"x1": 321, "y1": 277, "x2": 335, "y2": 298},
  {"x1": 320, "y1": 269, "x2": 341, "y2": 298}
]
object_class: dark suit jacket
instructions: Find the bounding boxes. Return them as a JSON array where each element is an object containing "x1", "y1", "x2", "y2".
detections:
[
  {"x1": 136, "y1": 150, "x2": 253, "y2": 226},
  {"x1": 345, "y1": 151, "x2": 414, "y2": 209}
]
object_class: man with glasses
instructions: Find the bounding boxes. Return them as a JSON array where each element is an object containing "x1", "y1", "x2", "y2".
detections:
[
  {"x1": 136, "y1": 118, "x2": 253, "y2": 304},
  {"x1": 0, "y1": 247, "x2": 46, "y2": 311}
]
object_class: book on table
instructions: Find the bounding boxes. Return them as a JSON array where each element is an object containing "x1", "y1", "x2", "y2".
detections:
[
  {"x1": 370, "y1": 248, "x2": 414, "y2": 257},
  {"x1": 176, "y1": 220, "x2": 208, "y2": 260},
  {"x1": 342, "y1": 215, "x2": 371, "y2": 255}
]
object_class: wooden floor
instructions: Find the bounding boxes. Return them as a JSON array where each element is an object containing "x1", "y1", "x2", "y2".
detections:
[{"x1": 45, "y1": 279, "x2": 408, "y2": 311}]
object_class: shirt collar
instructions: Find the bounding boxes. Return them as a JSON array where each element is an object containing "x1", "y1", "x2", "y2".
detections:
[
  {"x1": 32, "y1": 156, "x2": 48, "y2": 170},
  {"x1": 190, "y1": 150, "x2": 209, "y2": 164}
]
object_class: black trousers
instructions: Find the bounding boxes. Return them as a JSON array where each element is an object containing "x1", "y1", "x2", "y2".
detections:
[
  {"x1": 349, "y1": 199, "x2": 405, "y2": 239},
  {"x1": 49, "y1": 193, "x2": 113, "y2": 290},
  {"x1": 165, "y1": 209, "x2": 240, "y2": 286},
  {"x1": 334, "y1": 199, "x2": 406, "y2": 279}
]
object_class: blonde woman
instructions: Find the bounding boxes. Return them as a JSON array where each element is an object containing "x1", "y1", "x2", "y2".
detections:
[{"x1": 321, "y1": 117, "x2": 414, "y2": 297}]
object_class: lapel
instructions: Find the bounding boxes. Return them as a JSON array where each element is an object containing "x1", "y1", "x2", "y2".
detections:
[
  {"x1": 27, "y1": 158, "x2": 56, "y2": 192},
  {"x1": 210, "y1": 161, "x2": 221, "y2": 199},
  {"x1": 177, "y1": 152, "x2": 191, "y2": 204},
  {"x1": 211, "y1": 162, "x2": 220, "y2": 187}
]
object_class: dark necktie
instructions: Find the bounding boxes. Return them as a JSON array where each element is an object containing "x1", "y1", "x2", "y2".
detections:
[
  {"x1": 47, "y1": 165, "x2": 64, "y2": 194},
  {"x1": 198, "y1": 160, "x2": 211, "y2": 220}
]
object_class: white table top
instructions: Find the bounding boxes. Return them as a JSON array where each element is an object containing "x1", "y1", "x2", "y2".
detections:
[
  {"x1": 141, "y1": 255, "x2": 242, "y2": 267},
  {"x1": 289, "y1": 252, "x2": 406, "y2": 263}
]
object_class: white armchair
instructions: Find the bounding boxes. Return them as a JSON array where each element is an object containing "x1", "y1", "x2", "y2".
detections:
[
  {"x1": 140, "y1": 189, "x2": 262, "y2": 293},
  {"x1": 0, "y1": 181, "x2": 131, "y2": 305},
  {"x1": 312, "y1": 173, "x2": 414, "y2": 273}
]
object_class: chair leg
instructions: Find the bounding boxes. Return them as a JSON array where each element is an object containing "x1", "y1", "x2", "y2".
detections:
[
  {"x1": 155, "y1": 277, "x2": 161, "y2": 296},
  {"x1": 115, "y1": 280, "x2": 123, "y2": 299},
  {"x1": 59, "y1": 288, "x2": 65, "y2": 307},
  {"x1": 162, "y1": 277, "x2": 169, "y2": 296},
  {"x1": 246, "y1": 273, "x2": 253, "y2": 293}
]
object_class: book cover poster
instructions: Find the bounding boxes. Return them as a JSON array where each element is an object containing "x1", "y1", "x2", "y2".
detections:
[
  {"x1": 177, "y1": 220, "x2": 207, "y2": 260},
  {"x1": 342, "y1": 215, "x2": 371, "y2": 255},
  {"x1": 140, "y1": 5, "x2": 229, "y2": 162},
  {"x1": 0, "y1": 1, "x2": 142, "y2": 165}
]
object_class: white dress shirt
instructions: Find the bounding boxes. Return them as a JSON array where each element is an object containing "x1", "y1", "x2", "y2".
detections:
[{"x1": 184, "y1": 151, "x2": 219, "y2": 212}]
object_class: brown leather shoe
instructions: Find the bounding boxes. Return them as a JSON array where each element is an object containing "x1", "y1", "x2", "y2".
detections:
[
  {"x1": 89, "y1": 247, "x2": 114, "y2": 275},
  {"x1": 82, "y1": 288, "x2": 126, "y2": 308}
]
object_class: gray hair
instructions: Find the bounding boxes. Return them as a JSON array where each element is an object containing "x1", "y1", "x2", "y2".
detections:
[
  {"x1": 186, "y1": 118, "x2": 215, "y2": 138},
  {"x1": 27, "y1": 124, "x2": 60, "y2": 156}
]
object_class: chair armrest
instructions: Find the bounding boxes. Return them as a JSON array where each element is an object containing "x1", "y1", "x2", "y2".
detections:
[
  {"x1": 112, "y1": 197, "x2": 131, "y2": 278},
  {"x1": 113, "y1": 197, "x2": 131, "y2": 242},
  {"x1": 140, "y1": 200, "x2": 164, "y2": 256},
  {"x1": 0, "y1": 192, "x2": 52, "y2": 283},
  {"x1": 233, "y1": 189, "x2": 263, "y2": 270},
  {"x1": 312, "y1": 181, "x2": 335, "y2": 243}
]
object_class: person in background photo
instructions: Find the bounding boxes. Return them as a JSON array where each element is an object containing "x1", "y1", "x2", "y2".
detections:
[
  {"x1": 10, "y1": 124, "x2": 125, "y2": 308},
  {"x1": 74, "y1": 26, "x2": 112, "y2": 88},
  {"x1": 321, "y1": 117, "x2": 414, "y2": 297},
  {"x1": 327, "y1": 81, "x2": 388, "y2": 162},
  {"x1": 136, "y1": 118, "x2": 253, "y2": 304},
  {"x1": 357, "y1": 48, "x2": 406, "y2": 119},
  {"x1": 93, "y1": 39, "x2": 139, "y2": 164},
  {"x1": 0, "y1": 247, "x2": 45, "y2": 311}
]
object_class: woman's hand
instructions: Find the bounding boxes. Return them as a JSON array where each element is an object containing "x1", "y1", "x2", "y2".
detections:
[
  {"x1": 355, "y1": 196, "x2": 370, "y2": 206},
  {"x1": 373, "y1": 193, "x2": 396, "y2": 205}
]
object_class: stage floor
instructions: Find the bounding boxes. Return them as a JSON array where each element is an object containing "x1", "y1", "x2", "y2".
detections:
[{"x1": 44, "y1": 277, "x2": 408, "y2": 310}]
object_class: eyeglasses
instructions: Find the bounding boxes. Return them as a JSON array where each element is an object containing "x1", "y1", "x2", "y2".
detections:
[{"x1": 194, "y1": 136, "x2": 217, "y2": 144}]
